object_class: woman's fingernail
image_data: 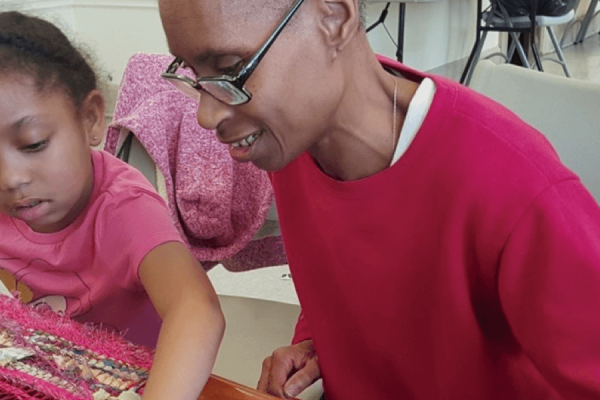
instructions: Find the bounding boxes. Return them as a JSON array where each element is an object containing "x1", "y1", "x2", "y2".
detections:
[{"x1": 285, "y1": 384, "x2": 299, "y2": 398}]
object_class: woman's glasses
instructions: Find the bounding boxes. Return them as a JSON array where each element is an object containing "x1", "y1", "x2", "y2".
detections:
[{"x1": 161, "y1": 0, "x2": 306, "y2": 106}]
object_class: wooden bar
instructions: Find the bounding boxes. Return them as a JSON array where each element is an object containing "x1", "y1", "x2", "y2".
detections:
[{"x1": 199, "y1": 375, "x2": 300, "y2": 400}]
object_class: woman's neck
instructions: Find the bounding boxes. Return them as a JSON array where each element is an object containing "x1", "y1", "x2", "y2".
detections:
[{"x1": 309, "y1": 53, "x2": 419, "y2": 181}]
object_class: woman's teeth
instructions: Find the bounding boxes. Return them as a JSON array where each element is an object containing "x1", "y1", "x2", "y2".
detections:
[{"x1": 231, "y1": 131, "x2": 261, "y2": 148}]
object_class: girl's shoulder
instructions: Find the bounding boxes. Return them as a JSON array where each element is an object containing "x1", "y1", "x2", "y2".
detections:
[{"x1": 91, "y1": 150, "x2": 162, "y2": 202}]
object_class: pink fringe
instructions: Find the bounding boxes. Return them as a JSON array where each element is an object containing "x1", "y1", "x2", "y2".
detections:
[
  {"x1": 0, "y1": 296, "x2": 154, "y2": 369},
  {"x1": 0, "y1": 368, "x2": 84, "y2": 400},
  {"x1": 0, "y1": 296, "x2": 155, "y2": 399}
]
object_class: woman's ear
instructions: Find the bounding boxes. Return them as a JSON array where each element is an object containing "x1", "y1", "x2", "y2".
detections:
[
  {"x1": 318, "y1": 0, "x2": 361, "y2": 55},
  {"x1": 80, "y1": 89, "x2": 106, "y2": 147}
]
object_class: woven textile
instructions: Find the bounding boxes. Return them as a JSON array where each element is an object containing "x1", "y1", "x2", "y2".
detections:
[{"x1": 0, "y1": 296, "x2": 153, "y2": 400}]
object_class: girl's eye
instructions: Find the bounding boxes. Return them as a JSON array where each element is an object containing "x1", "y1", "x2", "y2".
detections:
[{"x1": 22, "y1": 140, "x2": 49, "y2": 152}]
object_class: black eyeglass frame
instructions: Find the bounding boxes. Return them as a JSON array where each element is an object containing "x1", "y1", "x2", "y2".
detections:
[{"x1": 161, "y1": 0, "x2": 307, "y2": 106}]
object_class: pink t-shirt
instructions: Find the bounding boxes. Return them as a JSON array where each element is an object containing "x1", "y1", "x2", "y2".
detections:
[{"x1": 0, "y1": 151, "x2": 183, "y2": 347}]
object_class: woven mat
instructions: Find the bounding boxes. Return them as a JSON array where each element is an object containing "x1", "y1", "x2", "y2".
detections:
[{"x1": 0, "y1": 296, "x2": 153, "y2": 400}]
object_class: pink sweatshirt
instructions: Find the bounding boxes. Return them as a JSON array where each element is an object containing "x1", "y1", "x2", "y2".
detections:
[{"x1": 271, "y1": 58, "x2": 600, "y2": 399}]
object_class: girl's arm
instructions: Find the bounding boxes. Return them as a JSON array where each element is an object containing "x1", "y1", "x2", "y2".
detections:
[{"x1": 138, "y1": 241, "x2": 225, "y2": 400}]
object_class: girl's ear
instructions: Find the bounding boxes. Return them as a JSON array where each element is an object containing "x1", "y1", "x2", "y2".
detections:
[{"x1": 80, "y1": 89, "x2": 106, "y2": 147}]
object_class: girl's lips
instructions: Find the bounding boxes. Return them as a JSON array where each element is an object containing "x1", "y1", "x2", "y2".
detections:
[{"x1": 12, "y1": 200, "x2": 50, "y2": 222}]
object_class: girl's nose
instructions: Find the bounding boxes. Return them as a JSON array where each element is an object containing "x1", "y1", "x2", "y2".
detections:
[
  {"x1": 0, "y1": 157, "x2": 30, "y2": 192},
  {"x1": 195, "y1": 92, "x2": 233, "y2": 131}
]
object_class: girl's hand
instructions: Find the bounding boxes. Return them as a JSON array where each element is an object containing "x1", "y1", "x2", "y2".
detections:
[{"x1": 139, "y1": 241, "x2": 225, "y2": 400}]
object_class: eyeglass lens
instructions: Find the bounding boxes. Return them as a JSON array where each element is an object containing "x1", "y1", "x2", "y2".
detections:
[
  {"x1": 166, "y1": 77, "x2": 201, "y2": 101},
  {"x1": 201, "y1": 81, "x2": 249, "y2": 105}
]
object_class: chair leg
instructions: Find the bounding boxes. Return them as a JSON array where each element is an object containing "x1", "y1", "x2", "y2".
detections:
[
  {"x1": 397, "y1": 3, "x2": 406, "y2": 62},
  {"x1": 460, "y1": 37, "x2": 481, "y2": 84},
  {"x1": 461, "y1": 0, "x2": 486, "y2": 84},
  {"x1": 507, "y1": 31, "x2": 532, "y2": 69},
  {"x1": 575, "y1": 0, "x2": 599, "y2": 43},
  {"x1": 496, "y1": 3, "x2": 535, "y2": 69},
  {"x1": 463, "y1": 31, "x2": 489, "y2": 86},
  {"x1": 461, "y1": 0, "x2": 499, "y2": 85},
  {"x1": 546, "y1": 26, "x2": 572, "y2": 77},
  {"x1": 506, "y1": 36, "x2": 518, "y2": 62},
  {"x1": 530, "y1": 41, "x2": 544, "y2": 72}
]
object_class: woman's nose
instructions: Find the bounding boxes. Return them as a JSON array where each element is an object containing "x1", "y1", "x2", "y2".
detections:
[{"x1": 195, "y1": 93, "x2": 232, "y2": 131}]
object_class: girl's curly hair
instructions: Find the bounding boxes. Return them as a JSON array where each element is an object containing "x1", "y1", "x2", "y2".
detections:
[{"x1": 0, "y1": 11, "x2": 97, "y2": 112}]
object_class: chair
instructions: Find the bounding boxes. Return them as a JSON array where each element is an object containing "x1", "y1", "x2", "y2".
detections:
[
  {"x1": 364, "y1": 0, "x2": 442, "y2": 62},
  {"x1": 574, "y1": 0, "x2": 600, "y2": 43},
  {"x1": 461, "y1": 0, "x2": 574, "y2": 85},
  {"x1": 469, "y1": 60, "x2": 600, "y2": 203}
]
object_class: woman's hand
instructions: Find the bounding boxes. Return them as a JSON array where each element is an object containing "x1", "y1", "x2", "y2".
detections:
[{"x1": 257, "y1": 340, "x2": 321, "y2": 398}]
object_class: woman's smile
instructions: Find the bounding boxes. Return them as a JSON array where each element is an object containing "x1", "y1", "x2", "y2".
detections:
[{"x1": 227, "y1": 129, "x2": 264, "y2": 161}]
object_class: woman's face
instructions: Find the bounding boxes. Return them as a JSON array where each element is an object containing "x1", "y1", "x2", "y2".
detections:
[
  {"x1": 160, "y1": 0, "x2": 344, "y2": 172},
  {"x1": 0, "y1": 74, "x2": 96, "y2": 233}
]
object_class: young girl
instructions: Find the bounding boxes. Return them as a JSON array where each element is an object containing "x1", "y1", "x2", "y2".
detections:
[{"x1": 0, "y1": 11, "x2": 225, "y2": 400}]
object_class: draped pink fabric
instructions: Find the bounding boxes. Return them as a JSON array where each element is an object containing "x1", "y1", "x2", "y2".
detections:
[{"x1": 105, "y1": 53, "x2": 286, "y2": 271}]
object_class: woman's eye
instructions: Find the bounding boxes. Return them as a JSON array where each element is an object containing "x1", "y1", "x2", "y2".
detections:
[
  {"x1": 22, "y1": 140, "x2": 49, "y2": 152},
  {"x1": 181, "y1": 62, "x2": 194, "y2": 73},
  {"x1": 219, "y1": 61, "x2": 244, "y2": 76}
]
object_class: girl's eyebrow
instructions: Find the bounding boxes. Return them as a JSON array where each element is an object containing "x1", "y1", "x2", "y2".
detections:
[
  {"x1": 11, "y1": 116, "x2": 47, "y2": 135},
  {"x1": 12, "y1": 116, "x2": 35, "y2": 132},
  {"x1": 0, "y1": 117, "x2": 32, "y2": 141}
]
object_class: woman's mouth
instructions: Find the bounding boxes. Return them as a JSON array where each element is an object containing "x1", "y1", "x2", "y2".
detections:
[
  {"x1": 228, "y1": 130, "x2": 264, "y2": 161},
  {"x1": 230, "y1": 131, "x2": 262, "y2": 148}
]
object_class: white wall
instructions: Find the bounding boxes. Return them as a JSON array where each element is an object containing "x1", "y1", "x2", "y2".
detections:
[
  {"x1": 0, "y1": 1, "x2": 76, "y2": 38},
  {"x1": 70, "y1": 1, "x2": 170, "y2": 84},
  {"x1": 365, "y1": 0, "x2": 496, "y2": 72},
  {"x1": 3, "y1": 0, "x2": 494, "y2": 82},
  {"x1": 0, "y1": 0, "x2": 170, "y2": 85},
  {"x1": 3, "y1": 0, "x2": 597, "y2": 80}
]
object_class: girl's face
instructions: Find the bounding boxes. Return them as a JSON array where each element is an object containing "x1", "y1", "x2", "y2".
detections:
[{"x1": 0, "y1": 74, "x2": 104, "y2": 233}]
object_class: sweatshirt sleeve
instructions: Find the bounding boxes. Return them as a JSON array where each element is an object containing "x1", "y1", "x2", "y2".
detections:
[
  {"x1": 292, "y1": 309, "x2": 313, "y2": 345},
  {"x1": 498, "y1": 178, "x2": 600, "y2": 399}
]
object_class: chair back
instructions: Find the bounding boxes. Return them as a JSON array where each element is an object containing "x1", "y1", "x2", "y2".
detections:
[{"x1": 470, "y1": 60, "x2": 600, "y2": 202}]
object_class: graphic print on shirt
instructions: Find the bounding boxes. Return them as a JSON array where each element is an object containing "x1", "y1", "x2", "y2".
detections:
[{"x1": 0, "y1": 257, "x2": 92, "y2": 316}]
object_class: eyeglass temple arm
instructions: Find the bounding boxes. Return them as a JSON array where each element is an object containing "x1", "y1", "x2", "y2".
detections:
[
  {"x1": 166, "y1": 58, "x2": 184, "y2": 74},
  {"x1": 238, "y1": 0, "x2": 306, "y2": 80}
]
